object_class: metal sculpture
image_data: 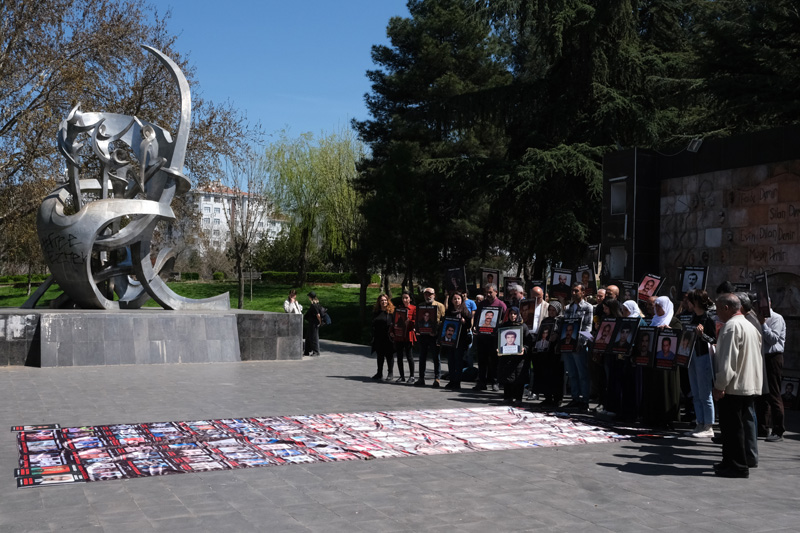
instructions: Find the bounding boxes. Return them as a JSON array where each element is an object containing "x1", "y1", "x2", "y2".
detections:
[{"x1": 24, "y1": 46, "x2": 228, "y2": 310}]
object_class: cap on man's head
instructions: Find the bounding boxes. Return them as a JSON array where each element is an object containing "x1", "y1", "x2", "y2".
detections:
[
  {"x1": 307, "y1": 291, "x2": 317, "y2": 299},
  {"x1": 423, "y1": 287, "x2": 435, "y2": 294}
]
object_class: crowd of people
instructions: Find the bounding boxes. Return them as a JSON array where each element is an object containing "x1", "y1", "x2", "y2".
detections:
[{"x1": 367, "y1": 279, "x2": 788, "y2": 478}]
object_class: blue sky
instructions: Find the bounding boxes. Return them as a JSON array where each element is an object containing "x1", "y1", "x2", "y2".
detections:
[{"x1": 164, "y1": 1, "x2": 410, "y2": 139}]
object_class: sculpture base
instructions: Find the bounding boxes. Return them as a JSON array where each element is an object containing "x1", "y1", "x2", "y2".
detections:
[{"x1": 0, "y1": 309, "x2": 302, "y2": 367}]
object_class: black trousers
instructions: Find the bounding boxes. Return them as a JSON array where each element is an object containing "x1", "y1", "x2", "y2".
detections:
[
  {"x1": 718, "y1": 394, "x2": 756, "y2": 473},
  {"x1": 756, "y1": 352, "x2": 785, "y2": 436},
  {"x1": 417, "y1": 335, "x2": 439, "y2": 381},
  {"x1": 476, "y1": 336, "x2": 498, "y2": 385},
  {"x1": 394, "y1": 341, "x2": 415, "y2": 379}
]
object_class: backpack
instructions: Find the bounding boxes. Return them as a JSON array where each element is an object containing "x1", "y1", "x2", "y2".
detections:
[{"x1": 320, "y1": 306, "x2": 331, "y2": 326}]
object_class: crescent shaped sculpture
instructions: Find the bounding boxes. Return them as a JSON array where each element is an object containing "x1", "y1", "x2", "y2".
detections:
[{"x1": 23, "y1": 46, "x2": 229, "y2": 311}]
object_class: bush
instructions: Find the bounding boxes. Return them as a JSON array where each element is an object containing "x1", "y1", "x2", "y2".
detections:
[
  {"x1": 260, "y1": 271, "x2": 380, "y2": 284},
  {"x1": 212, "y1": 271, "x2": 226, "y2": 281},
  {"x1": 181, "y1": 272, "x2": 200, "y2": 281}
]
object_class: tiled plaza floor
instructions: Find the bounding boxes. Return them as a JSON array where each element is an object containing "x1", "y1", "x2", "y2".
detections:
[{"x1": 1, "y1": 339, "x2": 798, "y2": 532}]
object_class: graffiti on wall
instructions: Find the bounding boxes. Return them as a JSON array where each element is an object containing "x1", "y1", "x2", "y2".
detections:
[{"x1": 659, "y1": 160, "x2": 800, "y2": 317}]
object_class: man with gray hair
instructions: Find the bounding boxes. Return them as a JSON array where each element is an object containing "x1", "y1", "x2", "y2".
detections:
[{"x1": 713, "y1": 293, "x2": 763, "y2": 478}]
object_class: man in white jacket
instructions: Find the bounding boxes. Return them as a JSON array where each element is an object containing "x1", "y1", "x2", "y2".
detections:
[{"x1": 712, "y1": 293, "x2": 763, "y2": 478}]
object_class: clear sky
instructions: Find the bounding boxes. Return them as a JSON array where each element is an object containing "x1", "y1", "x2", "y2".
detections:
[{"x1": 164, "y1": 0, "x2": 410, "y2": 139}]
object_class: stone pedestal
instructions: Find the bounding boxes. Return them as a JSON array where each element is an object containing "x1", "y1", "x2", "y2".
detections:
[{"x1": 0, "y1": 309, "x2": 302, "y2": 367}]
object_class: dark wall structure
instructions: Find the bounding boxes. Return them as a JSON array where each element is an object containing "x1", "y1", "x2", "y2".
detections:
[{"x1": 602, "y1": 126, "x2": 800, "y2": 377}]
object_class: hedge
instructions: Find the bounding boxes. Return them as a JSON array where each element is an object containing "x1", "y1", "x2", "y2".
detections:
[
  {"x1": 181, "y1": 272, "x2": 200, "y2": 281},
  {"x1": 212, "y1": 271, "x2": 226, "y2": 281},
  {"x1": 0, "y1": 274, "x2": 49, "y2": 284},
  {"x1": 260, "y1": 271, "x2": 380, "y2": 284}
]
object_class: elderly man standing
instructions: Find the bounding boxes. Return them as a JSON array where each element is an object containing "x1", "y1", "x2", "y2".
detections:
[{"x1": 712, "y1": 293, "x2": 763, "y2": 478}]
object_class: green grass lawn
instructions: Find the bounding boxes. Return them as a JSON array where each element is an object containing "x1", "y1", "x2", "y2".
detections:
[{"x1": 0, "y1": 281, "x2": 380, "y2": 345}]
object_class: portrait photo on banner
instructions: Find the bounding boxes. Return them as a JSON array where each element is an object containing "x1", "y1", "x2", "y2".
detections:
[
  {"x1": 634, "y1": 326, "x2": 656, "y2": 367},
  {"x1": 675, "y1": 326, "x2": 697, "y2": 367},
  {"x1": 637, "y1": 273, "x2": 663, "y2": 301},
  {"x1": 549, "y1": 268, "x2": 573, "y2": 303},
  {"x1": 445, "y1": 267, "x2": 467, "y2": 295},
  {"x1": 477, "y1": 306, "x2": 500, "y2": 334},
  {"x1": 680, "y1": 266, "x2": 707, "y2": 294},
  {"x1": 574, "y1": 264, "x2": 596, "y2": 295},
  {"x1": 654, "y1": 330, "x2": 678, "y2": 370},
  {"x1": 560, "y1": 318, "x2": 579, "y2": 353},
  {"x1": 480, "y1": 268, "x2": 500, "y2": 289},
  {"x1": 534, "y1": 318, "x2": 558, "y2": 352},
  {"x1": 498, "y1": 326, "x2": 524, "y2": 356},
  {"x1": 440, "y1": 318, "x2": 460, "y2": 348},
  {"x1": 612, "y1": 318, "x2": 639, "y2": 355},
  {"x1": 415, "y1": 305, "x2": 437, "y2": 336}
]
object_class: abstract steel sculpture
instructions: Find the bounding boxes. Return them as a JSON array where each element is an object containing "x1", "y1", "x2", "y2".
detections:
[{"x1": 24, "y1": 46, "x2": 228, "y2": 310}]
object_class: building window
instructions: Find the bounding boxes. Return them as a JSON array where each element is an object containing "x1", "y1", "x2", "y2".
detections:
[
  {"x1": 214, "y1": 207, "x2": 221, "y2": 214},
  {"x1": 610, "y1": 179, "x2": 627, "y2": 215},
  {"x1": 214, "y1": 196, "x2": 220, "y2": 203},
  {"x1": 202, "y1": 217, "x2": 210, "y2": 225},
  {"x1": 203, "y1": 195, "x2": 211, "y2": 202},
  {"x1": 213, "y1": 229, "x2": 220, "y2": 236},
  {"x1": 203, "y1": 206, "x2": 211, "y2": 214},
  {"x1": 213, "y1": 219, "x2": 221, "y2": 225}
]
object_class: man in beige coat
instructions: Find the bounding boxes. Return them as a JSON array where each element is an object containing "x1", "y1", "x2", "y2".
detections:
[{"x1": 712, "y1": 293, "x2": 763, "y2": 478}]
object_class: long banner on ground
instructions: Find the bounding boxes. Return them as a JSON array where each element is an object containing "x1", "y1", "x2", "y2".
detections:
[{"x1": 12, "y1": 407, "x2": 636, "y2": 488}]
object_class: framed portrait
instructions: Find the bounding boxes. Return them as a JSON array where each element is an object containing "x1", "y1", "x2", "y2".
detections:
[
  {"x1": 415, "y1": 305, "x2": 437, "y2": 336},
  {"x1": 440, "y1": 318, "x2": 460, "y2": 348},
  {"x1": 637, "y1": 273, "x2": 663, "y2": 301},
  {"x1": 753, "y1": 272, "x2": 771, "y2": 318},
  {"x1": 476, "y1": 306, "x2": 500, "y2": 335},
  {"x1": 480, "y1": 268, "x2": 500, "y2": 290},
  {"x1": 675, "y1": 326, "x2": 696, "y2": 368},
  {"x1": 574, "y1": 264, "x2": 596, "y2": 296},
  {"x1": 498, "y1": 326, "x2": 524, "y2": 356},
  {"x1": 593, "y1": 318, "x2": 618, "y2": 354},
  {"x1": 549, "y1": 268, "x2": 573, "y2": 303},
  {"x1": 680, "y1": 266, "x2": 708, "y2": 294},
  {"x1": 445, "y1": 267, "x2": 467, "y2": 295},
  {"x1": 618, "y1": 280, "x2": 638, "y2": 303},
  {"x1": 392, "y1": 308, "x2": 408, "y2": 338},
  {"x1": 611, "y1": 318, "x2": 640, "y2": 356},
  {"x1": 519, "y1": 299, "x2": 536, "y2": 328},
  {"x1": 559, "y1": 318, "x2": 580, "y2": 353},
  {"x1": 503, "y1": 276, "x2": 522, "y2": 299},
  {"x1": 633, "y1": 326, "x2": 655, "y2": 367},
  {"x1": 781, "y1": 377, "x2": 799, "y2": 410},
  {"x1": 654, "y1": 330, "x2": 679, "y2": 370},
  {"x1": 584, "y1": 244, "x2": 601, "y2": 272},
  {"x1": 534, "y1": 318, "x2": 557, "y2": 352}
]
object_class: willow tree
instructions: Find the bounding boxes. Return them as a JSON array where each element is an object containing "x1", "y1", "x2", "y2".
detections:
[{"x1": 263, "y1": 128, "x2": 365, "y2": 287}]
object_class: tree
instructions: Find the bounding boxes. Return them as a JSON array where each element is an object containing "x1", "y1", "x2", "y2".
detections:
[
  {"x1": 221, "y1": 151, "x2": 274, "y2": 309},
  {"x1": 263, "y1": 129, "x2": 366, "y2": 287},
  {"x1": 0, "y1": 0, "x2": 262, "y2": 266}
]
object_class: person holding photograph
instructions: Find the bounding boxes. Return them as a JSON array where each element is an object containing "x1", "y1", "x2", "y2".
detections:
[
  {"x1": 303, "y1": 291, "x2": 323, "y2": 356},
  {"x1": 757, "y1": 298, "x2": 787, "y2": 442},
  {"x1": 496, "y1": 307, "x2": 533, "y2": 406},
  {"x1": 532, "y1": 301, "x2": 565, "y2": 408},
  {"x1": 370, "y1": 294, "x2": 395, "y2": 381},
  {"x1": 683, "y1": 289, "x2": 718, "y2": 438},
  {"x1": 415, "y1": 288, "x2": 446, "y2": 388},
  {"x1": 562, "y1": 282, "x2": 594, "y2": 411},
  {"x1": 642, "y1": 295, "x2": 682, "y2": 429},
  {"x1": 596, "y1": 298, "x2": 624, "y2": 417},
  {"x1": 473, "y1": 284, "x2": 507, "y2": 391},
  {"x1": 442, "y1": 292, "x2": 472, "y2": 391},
  {"x1": 392, "y1": 290, "x2": 417, "y2": 384}
]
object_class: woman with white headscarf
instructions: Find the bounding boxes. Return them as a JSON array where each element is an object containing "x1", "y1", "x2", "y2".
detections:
[{"x1": 642, "y1": 295, "x2": 682, "y2": 429}]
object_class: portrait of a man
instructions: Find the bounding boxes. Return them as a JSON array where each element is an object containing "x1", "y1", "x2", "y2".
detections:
[{"x1": 655, "y1": 337, "x2": 675, "y2": 360}]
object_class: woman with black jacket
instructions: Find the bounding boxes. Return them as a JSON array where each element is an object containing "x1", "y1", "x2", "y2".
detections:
[
  {"x1": 441, "y1": 292, "x2": 472, "y2": 390},
  {"x1": 371, "y1": 294, "x2": 395, "y2": 381}
]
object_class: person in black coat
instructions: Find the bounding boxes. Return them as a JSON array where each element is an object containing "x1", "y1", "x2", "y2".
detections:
[
  {"x1": 371, "y1": 294, "x2": 395, "y2": 381},
  {"x1": 496, "y1": 306, "x2": 534, "y2": 406}
]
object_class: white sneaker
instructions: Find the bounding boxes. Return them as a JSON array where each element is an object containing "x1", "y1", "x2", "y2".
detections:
[
  {"x1": 691, "y1": 425, "x2": 715, "y2": 438},
  {"x1": 684, "y1": 424, "x2": 702, "y2": 437}
]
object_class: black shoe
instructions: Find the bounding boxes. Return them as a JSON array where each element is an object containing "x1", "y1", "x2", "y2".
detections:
[
  {"x1": 715, "y1": 467, "x2": 749, "y2": 479},
  {"x1": 765, "y1": 434, "x2": 784, "y2": 443},
  {"x1": 432, "y1": 379, "x2": 441, "y2": 388},
  {"x1": 473, "y1": 383, "x2": 487, "y2": 391},
  {"x1": 565, "y1": 400, "x2": 581, "y2": 408},
  {"x1": 395, "y1": 376, "x2": 407, "y2": 383},
  {"x1": 371, "y1": 373, "x2": 382, "y2": 381},
  {"x1": 413, "y1": 379, "x2": 426, "y2": 387},
  {"x1": 444, "y1": 381, "x2": 454, "y2": 389},
  {"x1": 384, "y1": 374, "x2": 394, "y2": 382}
]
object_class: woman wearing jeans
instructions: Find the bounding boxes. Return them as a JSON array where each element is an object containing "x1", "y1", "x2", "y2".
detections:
[{"x1": 684, "y1": 289, "x2": 717, "y2": 438}]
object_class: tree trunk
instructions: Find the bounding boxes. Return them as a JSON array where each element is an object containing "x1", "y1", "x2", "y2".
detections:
[
  {"x1": 381, "y1": 267, "x2": 391, "y2": 298},
  {"x1": 26, "y1": 261, "x2": 32, "y2": 297},
  {"x1": 297, "y1": 225, "x2": 310, "y2": 287},
  {"x1": 358, "y1": 262, "x2": 369, "y2": 326},
  {"x1": 236, "y1": 254, "x2": 244, "y2": 309}
]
